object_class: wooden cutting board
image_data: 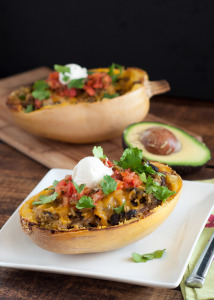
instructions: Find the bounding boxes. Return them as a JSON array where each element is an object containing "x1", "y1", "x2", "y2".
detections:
[{"x1": 0, "y1": 67, "x2": 202, "y2": 169}]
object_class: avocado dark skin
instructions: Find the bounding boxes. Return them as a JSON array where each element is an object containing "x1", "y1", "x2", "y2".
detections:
[{"x1": 122, "y1": 122, "x2": 211, "y2": 176}]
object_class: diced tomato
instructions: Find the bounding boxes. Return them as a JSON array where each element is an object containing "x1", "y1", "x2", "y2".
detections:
[
  {"x1": 102, "y1": 74, "x2": 112, "y2": 87},
  {"x1": 102, "y1": 158, "x2": 114, "y2": 168},
  {"x1": 56, "y1": 180, "x2": 67, "y2": 188},
  {"x1": 34, "y1": 99, "x2": 42, "y2": 109},
  {"x1": 83, "y1": 72, "x2": 112, "y2": 96},
  {"x1": 83, "y1": 85, "x2": 95, "y2": 96},
  {"x1": 47, "y1": 72, "x2": 63, "y2": 89},
  {"x1": 55, "y1": 179, "x2": 67, "y2": 196},
  {"x1": 66, "y1": 181, "x2": 75, "y2": 197},
  {"x1": 65, "y1": 175, "x2": 72, "y2": 181},
  {"x1": 121, "y1": 169, "x2": 142, "y2": 188},
  {"x1": 91, "y1": 190, "x2": 104, "y2": 202},
  {"x1": 111, "y1": 170, "x2": 123, "y2": 181},
  {"x1": 115, "y1": 180, "x2": 124, "y2": 190},
  {"x1": 56, "y1": 87, "x2": 77, "y2": 98},
  {"x1": 82, "y1": 186, "x2": 92, "y2": 196},
  {"x1": 67, "y1": 87, "x2": 77, "y2": 97}
]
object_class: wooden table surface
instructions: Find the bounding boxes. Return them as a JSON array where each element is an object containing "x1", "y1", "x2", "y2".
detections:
[{"x1": 1, "y1": 89, "x2": 214, "y2": 299}]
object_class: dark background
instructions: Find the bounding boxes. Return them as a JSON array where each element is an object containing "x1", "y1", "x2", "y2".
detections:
[{"x1": 1, "y1": 0, "x2": 214, "y2": 100}]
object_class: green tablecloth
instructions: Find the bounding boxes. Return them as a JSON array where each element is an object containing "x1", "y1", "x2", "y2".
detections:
[{"x1": 180, "y1": 179, "x2": 214, "y2": 300}]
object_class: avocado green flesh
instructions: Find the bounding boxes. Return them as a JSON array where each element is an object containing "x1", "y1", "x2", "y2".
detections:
[{"x1": 123, "y1": 122, "x2": 211, "y2": 168}]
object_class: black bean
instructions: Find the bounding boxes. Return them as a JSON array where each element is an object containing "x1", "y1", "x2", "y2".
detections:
[
  {"x1": 131, "y1": 199, "x2": 138, "y2": 207},
  {"x1": 44, "y1": 211, "x2": 53, "y2": 217},
  {"x1": 126, "y1": 187, "x2": 137, "y2": 192},
  {"x1": 136, "y1": 189, "x2": 144, "y2": 197},
  {"x1": 157, "y1": 200, "x2": 162, "y2": 206},
  {"x1": 126, "y1": 209, "x2": 137, "y2": 220},
  {"x1": 161, "y1": 176, "x2": 166, "y2": 186},
  {"x1": 109, "y1": 212, "x2": 125, "y2": 226},
  {"x1": 140, "y1": 195, "x2": 147, "y2": 203},
  {"x1": 44, "y1": 211, "x2": 58, "y2": 220},
  {"x1": 148, "y1": 162, "x2": 159, "y2": 172},
  {"x1": 109, "y1": 213, "x2": 120, "y2": 226}
]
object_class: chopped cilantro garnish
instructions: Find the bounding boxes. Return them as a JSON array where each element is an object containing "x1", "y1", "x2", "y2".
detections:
[
  {"x1": 32, "y1": 192, "x2": 58, "y2": 206},
  {"x1": 33, "y1": 80, "x2": 49, "y2": 91},
  {"x1": 54, "y1": 64, "x2": 70, "y2": 73},
  {"x1": 146, "y1": 176, "x2": 175, "y2": 201},
  {"x1": 153, "y1": 185, "x2": 175, "y2": 201},
  {"x1": 113, "y1": 202, "x2": 125, "y2": 214},
  {"x1": 62, "y1": 75, "x2": 70, "y2": 82},
  {"x1": 67, "y1": 78, "x2": 85, "y2": 89},
  {"x1": 73, "y1": 181, "x2": 86, "y2": 194},
  {"x1": 102, "y1": 93, "x2": 119, "y2": 99},
  {"x1": 32, "y1": 79, "x2": 50, "y2": 101},
  {"x1": 25, "y1": 104, "x2": 33, "y2": 113},
  {"x1": 108, "y1": 63, "x2": 123, "y2": 82},
  {"x1": 141, "y1": 162, "x2": 164, "y2": 177},
  {"x1": 114, "y1": 148, "x2": 165, "y2": 178},
  {"x1": 101, "y1": 175, "x2": 117, "y2": 195},
  {"x1": 19, "y1": 94, "x2": 25, "y2": 100},
  {"x1": 47, "y1": 180, "x2": 59, "y2": 190},
  {"x1": 87, "y1": 70, "x2": 94, "y2": 75},
  {"x1": 145, "y1": 176, "x2": 159, "y2": 194},
  {"x1": 132, "y1": 249, "x2": 166, "y2": 263},
  {"x1": 32, "y1": 90, "x2": 51, "y2": 100},
  {"x1": 114, "y1": 148, "x2": 143, "y2": 173},
  {"x1": 76, "y1": 196, "x2": 95, "y2": 209},
  {"x1": 139, "y1": 172, "x2": 147, "y2": 183},
  {"x1": 92, "y1": 146, "x2": 107, "y2": 159}
]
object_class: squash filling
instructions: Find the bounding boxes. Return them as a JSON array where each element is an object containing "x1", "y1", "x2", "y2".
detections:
[
  {"x1": 20, "y1": 149, "x2": 180, "y2": 231},
  {"x1": 7, "y1": 64, "x2": 146, "y2": 113}
]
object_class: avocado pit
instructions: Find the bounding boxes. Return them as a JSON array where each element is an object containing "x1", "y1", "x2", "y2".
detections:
[{"x1": 140, "y1": 126, "x2": 181, "y2": 155}]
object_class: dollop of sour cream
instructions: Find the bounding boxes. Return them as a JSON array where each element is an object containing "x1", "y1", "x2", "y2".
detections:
[
  {"x1": 72, "y1": 156, "x2": 113, "y2": 190},
  {"x1": 59, "y1": 64, "x2": 88, "y2": 85}
]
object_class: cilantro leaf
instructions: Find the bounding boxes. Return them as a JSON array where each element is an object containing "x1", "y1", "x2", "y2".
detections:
[
  {"x1": 73, "y1": 181, "x2": 86, "y2": 193},
  {"x1": 114, "y1": 148, "x2": 165, "y2": 177},
  {"x1": 141, "y1": 162, "x2": 164, "y2": 177},
  {"x1": 145, "y1": 176, "x2": 160, "y2": 194},
  {"x1": 92, "y1": 146, "x2": 107, "y2": 159},
  {"x1": 47, "y1": 180, "x2": 59, "y2": 190},
  {"x1": 114, "y1": 148, "x2": 143, "y2": 173},
  {"x1": 67, "y1": 78, "x2": 85, "y2": 89},
  {"x1": 33, "y1": 80, "x2": 49, "y2": 91},
  {"x1": 153, "y1": 186, "x2": 175, "y2": 202},
  {"x1": 146, "y1": 176, "x2": 175, "y2": 202},
  {"x1": 62, "y1": 75, "x2": 70, "y2": 82},
  {"x1": 76, "y1": 196, "x2": 95, "y2": 209},
  {"x1": 32, "y1": 79, "x2": 50, "y2": 101},
  {"x1": 25, "y1": 104, "x2": 33, "y2": 113},
  {"x1": 19, "y1": 94, "x2": 26, "y2": 100},
  {"x1": 32, "y1": 90, "x2": 51, "y2": 100},
  {"x1": 102, "y1": 93, "x2": 119, "y2": 99},
  {"x1": 108, "y1": 63, "x2": 123, "y2": 82},
  {"x1": 32, "y1": 192, "x2": 58, "y2": 206},
  {"x1": 132, "y1": 249, "x2": 166, "y2": 263},
  {"x1": 54, "y1": 64, "x2": 70, "y2": 73},
  {"x1": 113, "y1": 202, "x2": 125, "y2": 214},
  {"x1": 87, "y1": 70, "x2": 94, "y2": 75},
  {"x1": 139, "y1": 172, "x2": 147, "y2": 183},
  {"x1": 101, "y1": 175, "x2": 117, "y2": 195}
]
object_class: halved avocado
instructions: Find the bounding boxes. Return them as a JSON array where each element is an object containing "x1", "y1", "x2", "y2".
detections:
[{"x1": 122, "y1": 122, "x2": 211, "y2": 175}]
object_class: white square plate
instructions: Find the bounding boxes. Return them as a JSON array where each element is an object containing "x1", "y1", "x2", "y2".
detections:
[{"x1": 0, "y1": 169, "x2": 213, "y2": 288}]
